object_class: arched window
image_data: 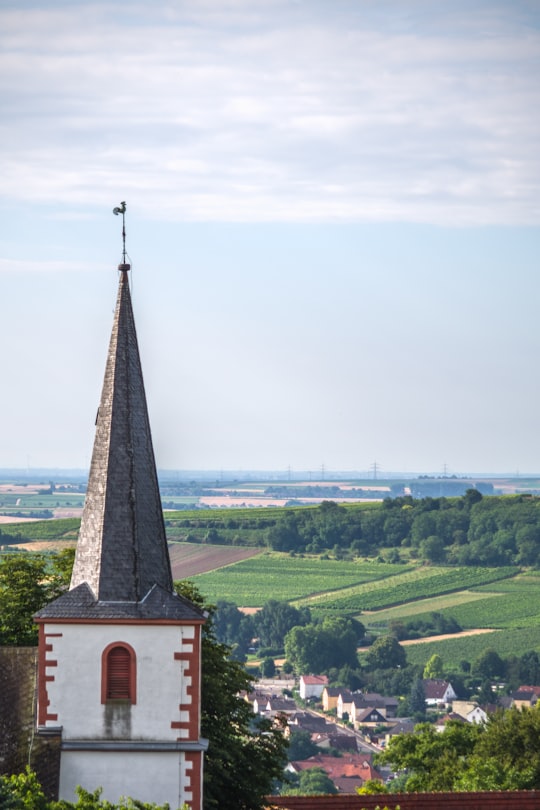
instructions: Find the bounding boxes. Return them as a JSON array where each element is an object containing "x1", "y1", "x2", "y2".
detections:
[{"x1": 101, "y1": 642, "x2": 136, "y2": 703}]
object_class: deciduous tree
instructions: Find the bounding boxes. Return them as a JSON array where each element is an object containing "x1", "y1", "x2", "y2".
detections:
[
  {"x1": 423, "y1": 654, "x2": 443, "y2": 680},
  {"x1": 0, "y1": 550, "x2": 74, "y2": 646},
  {"x1": 284, "y1": 617, "x2": 359, "y2": 674},
  {"x1": 175, "y1": 582, "x2": 288, "y2": 810},
  {"x1": 281, "y1": 767, "x2": 337, "y2": 796},
  {"x1": 365, "y1": 635, "x2": 406, "y2": 671},
  {"x1": 254, "y1": 599, "x2": 310, "y2": 650}
]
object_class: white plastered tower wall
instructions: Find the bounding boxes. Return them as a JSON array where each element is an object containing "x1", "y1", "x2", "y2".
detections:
[
  {"x1": 59, "y1": 750, "x2": 199, "y2": 810},
  {"x1": 37, "y1": 617, "x2": 204, "y2": 810},
  {"x1": 40, "y1": 623, "x2": 197, "y2": 741},
  {"x1": 35, "y1": 257, "x2": 207, "y2": 810}
]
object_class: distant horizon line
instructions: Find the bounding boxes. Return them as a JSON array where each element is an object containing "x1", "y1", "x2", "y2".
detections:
[{"x1": 0, "y1": 467, "x2": 538, "y2": 482}]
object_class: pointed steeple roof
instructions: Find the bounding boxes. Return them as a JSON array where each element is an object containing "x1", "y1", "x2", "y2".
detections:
[
  {"x1": 37, "y1": 262, "x2": 204, "y2": 623},
  {"x1": 70, "y1": 266, "x2": 173, "y2": 601}
]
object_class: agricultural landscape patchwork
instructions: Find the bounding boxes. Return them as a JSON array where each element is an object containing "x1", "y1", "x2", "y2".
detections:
[{"x1": 2, "y1": 478, "x2": 540, "y2": 669}]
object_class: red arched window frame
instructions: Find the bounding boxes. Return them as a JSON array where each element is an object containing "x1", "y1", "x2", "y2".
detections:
[{"x1": 101, "y1": 642, "x2": 137, "y2": 704}]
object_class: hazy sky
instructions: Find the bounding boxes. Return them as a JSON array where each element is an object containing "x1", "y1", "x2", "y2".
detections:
[{"x1": 1, "y1": 0, "x2": 539, "y2": 475}]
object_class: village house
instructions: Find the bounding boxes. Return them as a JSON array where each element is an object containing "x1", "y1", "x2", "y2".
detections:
[
  {"x1": 322, "y1": 686, "x2": 343, "y2": 712},
  {"x1": 451, "y1": 700, "x2": 490, "y2": 724},
  {"x1": 287, "y1": 711, "x2": 330, "y2": 736},
  {"x1": 362, "y1": 692, "x2": 398, "y2": 717},
  {"x1": 336, "y1": 690, "x2": 355, "y2": 719},
  {"x1": 511, "y1": 687, "x2": 539, "y2": 710},
  {"x1": 243, "y1": 689, "x2": 269, "y2": 713},
  {"x1": 311, "y1": 730, "x2": 360, "y2": 753},
  {"x1": 351, "y1": 705, "x2": 387, "y2": 731},
  {"x1": 299, "y1": 674, "x2": 329, "y2": 700},
  {"x1": 337, "y1": 690, "x2": 397, "y2": 724},
  {"x1": 423, "y1": 678, "x2": 457, "y2": 706},
  {"x1": 257, "y1": 696, "x2": 298, "y2": 719},
  {"x1": 435, "y1": 711, "x2": 468, "y2": 731},
  {"x1": 383, "y1": 719, "x2": 415, "y2": 747}
]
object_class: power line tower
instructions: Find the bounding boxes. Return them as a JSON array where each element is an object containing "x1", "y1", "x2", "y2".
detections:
[{"x1": 370, "y1": 461, "x2": 380, "y2": 480}]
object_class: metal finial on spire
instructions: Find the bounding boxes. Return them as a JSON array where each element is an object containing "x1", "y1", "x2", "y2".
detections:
[{"x1": 113, "y1": 201, "x2": 129, "y2": 271}]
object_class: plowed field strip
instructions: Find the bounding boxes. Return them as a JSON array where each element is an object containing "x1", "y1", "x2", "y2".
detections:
[{"x1": 168, "y1": 542, "x2": 261, "y2": 579}]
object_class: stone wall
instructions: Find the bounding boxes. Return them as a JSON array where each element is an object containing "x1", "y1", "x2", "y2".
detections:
[{"x1": 0, "y1": 647, "x2": 60, "y2": 799}]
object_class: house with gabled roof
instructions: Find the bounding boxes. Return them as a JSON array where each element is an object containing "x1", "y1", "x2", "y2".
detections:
[
  {"x1": 287, "y1": 711, "x2": 330, "y2": 735},
  {"x1": 322, "y1": 686, "x2": 342, "y2": 712},
  {"x1": 351, "y1": 705, "x2": 387, "y2": 730},
  {"x1": 312, "y1": 731, "x2": 359, "y2": 753},
  {"x1": 361, "y1": 691, "x2": 398, "y2": 717},
  {"x1": 299, "y1": 674, "x2": 329, "y2": 700},
  {"x1": 243, "y1": 689, "x2": 268, "y2": 713},
  {"x1": 336, "y1": 690, "x2": 355, "y2": 719},
  {"x1": 384, "y1": 718, "x2": 415, "y2": 746},
  {"x1": 435, "y1": 712, "x2": 467, "y2": 731},
  {"x1": 512, "y1": 688, "x2": 538, "y2": 709},
  {"x1": 423, "y1": 678, "x2": 457, "y2": 706},
  {"x1": 260, "y1": 697, "x2": 298, "y2": 718}
]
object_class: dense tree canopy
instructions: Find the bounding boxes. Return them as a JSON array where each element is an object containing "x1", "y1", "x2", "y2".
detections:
[
  {"x1": 213, "y1": 599, "x2": 253, "y2": 658},
  {"x1": 254, "y1": 599, "x2": 311, "y2": 650},
  {"x1": 407, "y1": 677, "x2": 427, "y2": 719},
  {"x1": 235, "y1": 491, "x2": 540, "y2": 567},
  {"x1": 378, "y1": 706, "x2": 540, "y2": 791},
  {"x1": 284, "y1": 616, "x2": 360, "y2": 674}
]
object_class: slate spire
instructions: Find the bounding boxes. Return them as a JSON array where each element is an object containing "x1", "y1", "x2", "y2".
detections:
[{"x1": 70, "y1": 265, "x2": 174, "y2": 601}]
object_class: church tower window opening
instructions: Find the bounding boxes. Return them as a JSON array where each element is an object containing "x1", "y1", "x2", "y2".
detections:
[{"x1": 102, "y1": 642, "x2": 137, "y2": 703}]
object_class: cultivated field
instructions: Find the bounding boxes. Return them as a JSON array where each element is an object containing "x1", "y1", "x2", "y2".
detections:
[
  {"x1": 292, "y1": 566, "x2": 518, "y2": 615},
  {"x1": 1, "y1": 510, "x2": 539, "y2": 665},
  {"x1": 168, "y1": 542, "x2": 260, "y2": 580},
  {"x1": 189, "y1": 551, "x2": 540, "y2": 662},
  {"x1": 402, "y1": 625, "x2": 540, "y2": 665},
  {"x1": 191, "y1": 555, "x2": 406, "y2": 606}
]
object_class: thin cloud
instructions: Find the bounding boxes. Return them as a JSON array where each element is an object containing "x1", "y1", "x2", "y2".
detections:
[{"x1": 0, "y1": 1, "x2": 538, "y2": 225}]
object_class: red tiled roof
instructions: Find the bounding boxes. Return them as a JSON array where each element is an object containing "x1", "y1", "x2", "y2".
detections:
[
  {"x1": 289, "y1": 754, "x2": 380, "y2": 782},
  {"x1": 520, "y1": 684, "x2": 540, "y2": 695},
  {"x1": 301, "y1": 675, "x2": 329, "y2": 685}
]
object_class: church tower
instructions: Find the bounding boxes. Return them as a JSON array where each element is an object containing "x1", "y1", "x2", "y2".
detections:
[{"x1": 35, "y1": 215, "x2": 207, "y2": 809}]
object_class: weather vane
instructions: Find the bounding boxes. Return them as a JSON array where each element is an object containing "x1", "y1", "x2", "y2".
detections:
[{"x1": 113, "y1": 201, "x2": 128, "y2": 265}]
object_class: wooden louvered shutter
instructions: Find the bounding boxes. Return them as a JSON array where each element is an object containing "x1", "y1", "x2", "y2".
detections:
[{"x1": 107, "y1": 646, "x2": 131, "y2": 699}]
